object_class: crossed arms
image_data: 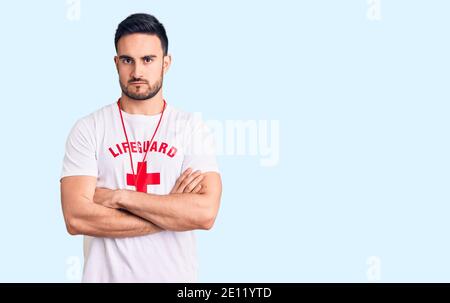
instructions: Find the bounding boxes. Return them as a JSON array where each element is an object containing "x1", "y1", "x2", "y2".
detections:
[{"x1": 60, "y1": 168, "x2": 222, "y2": 238}]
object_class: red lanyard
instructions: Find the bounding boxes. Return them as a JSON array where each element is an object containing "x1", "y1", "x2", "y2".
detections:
[{"x1": 117, "y1": 98, "x2": 166, "y2": 185}]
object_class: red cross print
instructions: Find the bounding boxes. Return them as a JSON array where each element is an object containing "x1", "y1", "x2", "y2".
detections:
[{"x1": 126, "y1": 161, "x2": 160, "y2": 192}]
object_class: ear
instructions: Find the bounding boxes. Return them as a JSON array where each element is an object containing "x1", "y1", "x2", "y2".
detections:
[
  {"x1": 163, "y1": 54, "x2": 172, "y2": 74},
  {"x1": 114, "y1": 56, "x2": 119, "y2": 72}
]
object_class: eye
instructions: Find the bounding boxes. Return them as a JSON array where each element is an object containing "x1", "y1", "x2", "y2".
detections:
[
  {"x1": 121, "y1": 58, "x2": 133, "y2": 64},
  {"x1": 144, "y1": 57, "x2": 153, "y2": 63}
]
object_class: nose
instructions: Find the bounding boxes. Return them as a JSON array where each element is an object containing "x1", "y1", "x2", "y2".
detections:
[{"x1": 131, "y1": 61, "x2": 144, "y2": 80}]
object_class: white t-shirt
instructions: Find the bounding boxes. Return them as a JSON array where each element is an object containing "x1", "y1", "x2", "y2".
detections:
[{"x1": 60, "y1": 100, "x2": 219, "y2": 283}]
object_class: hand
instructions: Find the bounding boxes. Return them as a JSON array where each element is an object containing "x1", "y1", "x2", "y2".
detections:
[
  {"x1": 93, "y1": 187, "x2": 123, "y2": 209},
  {"x1": 171, "y1": 168, "x2": 204, "y2": 194}
]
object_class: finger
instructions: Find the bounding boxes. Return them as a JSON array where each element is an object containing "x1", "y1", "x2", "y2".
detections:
[
  {"x1": 171, "y1": 168, "x2": 192, "y2": 193},
  {"x1": 181, "y1": 167, "x2": 193, "y2": 179},
  {"x1": 178, "y1": 170, "x2": 202, "y2": 192},
  {"x1": 177, "y1": 168, "x2": 193, "y2": 186},
  {"x1": 192, "y1": 184, "x2": 202, "y2": 193},
  {"x1": 184, "y1": 175, "x2": 204, "y2": 193}
]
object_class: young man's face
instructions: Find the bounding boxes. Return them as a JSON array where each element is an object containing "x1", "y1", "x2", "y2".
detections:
[{"x1": 114, "y1": 33, "x2": 171, "y2": 100}]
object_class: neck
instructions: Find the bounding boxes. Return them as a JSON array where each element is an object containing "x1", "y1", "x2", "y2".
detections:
[{"x1": 119, "y1": 91, "x2": 165, "y2": 116}]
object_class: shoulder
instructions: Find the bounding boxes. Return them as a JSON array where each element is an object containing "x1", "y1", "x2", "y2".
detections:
[
  {"x1": 166, "y1": 103, "x2": 207, "y2": 131},
  {"x1": 73, "y1": 102, "x2": 116, "y2": 128},
  {"x1": 69, "y1": 102, "x2": 116, "y2": 137}
]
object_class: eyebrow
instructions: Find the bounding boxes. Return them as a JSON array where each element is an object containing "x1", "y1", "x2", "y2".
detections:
[{"x1": 118, "y1": 55, "x2": 157, "y2": 60}]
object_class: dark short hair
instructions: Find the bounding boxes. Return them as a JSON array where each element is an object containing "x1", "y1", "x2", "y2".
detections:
[{"x1": 114, "y1": 13, "x2": 168, "y2": 55}]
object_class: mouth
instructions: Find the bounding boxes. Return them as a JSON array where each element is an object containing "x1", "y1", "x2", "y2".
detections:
[{"x1": 130, "y1": 82, "x2": 147, "y2": 85}]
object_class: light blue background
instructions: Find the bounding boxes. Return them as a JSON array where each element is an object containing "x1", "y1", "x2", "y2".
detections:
[{"x1": 0, "y1": 0, "x2": 449, "y2": 282}]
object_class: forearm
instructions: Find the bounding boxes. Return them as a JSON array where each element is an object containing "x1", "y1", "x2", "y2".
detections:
[
  {"x1": 118, "y1": 191, "x2": 215, "y2": 232},
  {"x1": 68, "y1": 199, "x2": 163, "y2": 238}
]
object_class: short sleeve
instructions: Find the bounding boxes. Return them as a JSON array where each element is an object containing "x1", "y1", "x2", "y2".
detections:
[
  {"x1": 181, "y1": 115, "x2": 220, "y2": 174},
  {"x1": 60, "y1": 116, "x2": 98, "y2": 181}
]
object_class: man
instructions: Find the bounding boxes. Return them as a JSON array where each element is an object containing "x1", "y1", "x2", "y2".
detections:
[{"x1": 60, "y1": 13, "x2": 222, "y2": 283}]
